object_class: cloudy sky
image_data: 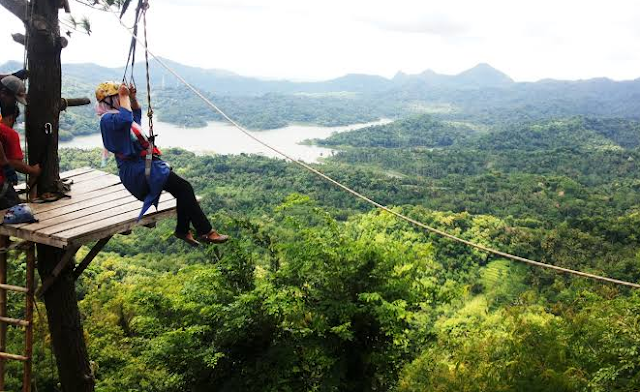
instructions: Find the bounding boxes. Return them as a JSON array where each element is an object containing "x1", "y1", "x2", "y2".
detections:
[{"x1": 1, "y1": 0, "x2": 639, "y2": 82}]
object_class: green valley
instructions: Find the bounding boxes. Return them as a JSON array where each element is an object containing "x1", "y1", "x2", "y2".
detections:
[{"x1": 2, "y1": 61, "x2": 640, "y2": 392}]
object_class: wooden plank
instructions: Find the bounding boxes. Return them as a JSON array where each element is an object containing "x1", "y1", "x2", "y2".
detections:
[
  {"x1": 60, "y1": 167, "x2": 95, "y2": 179},
  {"x1": 0, "y1": 352, "x2": 27, "y2": 362},
  {"x1": 69, "y1": 206, "x2": 177, "y2": 246},
  {"x1": 0, "y1": 317, "x2": 29, "y2": 327},
  {"x1": 0, "y1": 187, "x2": 133, "y2": 248},
  {"x1": 0, "y1": 183, "x2": 127, "y2": 232},
  {"x1": 0, "y1": 167, "x2": 182, "y2": 249},
  {"x1": 41, "y1": 195, "x2": 175, "y2": 238},
  {"x1": 0, "y1": 284, "x2": 27, "y2": 293},
  {"x1": 20, "y1": 191, "x2": 137, "y2": 231},
  {"x1": 40, "y1": 199, "x2": 153, "y2": 236},
  {"x1": 62, "y1": 170, "x2": 109, "y2": 185},
  {"x1": 59, "y1": 199, "x2": 177, "y2": 241},
  {"x1": 0, "y1": 227, "x2": 66, "y2": 249},
  {"x1": 21, "y1": 189, "x2": 133, "y2": 223},
  {"x1": 63, "y1": 173, "x2": 120, "y2": 192},
  {"x1": 13, "y1": 167, "x2": 95, "y2": 192},
  {"x1": 22, "y1": 177, "x2": 124, "y2": 215}
]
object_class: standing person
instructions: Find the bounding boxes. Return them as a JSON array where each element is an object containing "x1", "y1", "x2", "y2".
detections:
[
  {"x1": 0, "y1": 75, "x2": 28, "y2": 119},
  {"x1": 0, "y1": 104, "x2": 41, "y2": 209},
  {"x1": 96, "y1": 81, "x2": 229, "y2": 246}
]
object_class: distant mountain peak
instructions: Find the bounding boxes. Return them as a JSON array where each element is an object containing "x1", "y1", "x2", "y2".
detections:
[
  {"x1": 455, "y1": 63, "x2": 514, "y2": 86},
  {"x1": 420, "y1": 69, "x2": 438, "y2": 76},
  {"x1": 470, "y1": 62, "x2": 494, "y2": 70}
]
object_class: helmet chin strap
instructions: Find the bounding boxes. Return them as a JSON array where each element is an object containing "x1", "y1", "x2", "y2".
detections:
[{"x1": 104, "y1": 95, "x2": 119, "y2": 110}]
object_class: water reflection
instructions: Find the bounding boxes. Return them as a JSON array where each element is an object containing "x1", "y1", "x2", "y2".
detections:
[{"x1": 61, "y1": 119, "x2": 390, "y2": 163}]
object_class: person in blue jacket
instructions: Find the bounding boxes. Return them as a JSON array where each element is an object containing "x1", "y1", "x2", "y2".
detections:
[{"x1": 96, "y1": 81, "x2": 228, "y2": 246}]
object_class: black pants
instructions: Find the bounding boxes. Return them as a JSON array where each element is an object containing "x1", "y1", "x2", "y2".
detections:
[{"x1": 162, "y1": 172, "x2": 212, "y2": 236}]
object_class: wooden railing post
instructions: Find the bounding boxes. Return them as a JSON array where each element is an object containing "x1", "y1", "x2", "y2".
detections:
[
  {"x1": 0, "y1": 235, "x2": 7, "y2": 390},
  {"x1": 23, "y1": 243, "x2": 35, "y2": 392}
]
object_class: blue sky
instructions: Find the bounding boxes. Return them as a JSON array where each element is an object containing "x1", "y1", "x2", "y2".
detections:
[{"x1": 1, "y1": 0, "x2": 639, "y2": 82}]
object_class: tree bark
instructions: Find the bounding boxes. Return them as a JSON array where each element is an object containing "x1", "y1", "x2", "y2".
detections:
[
  {"x1": 21, "y1": 0, "x2": 95, "y2": 391},
  {"x1": 37, "y1": 247, "x2": 94, "y2": 391},
  {"x1": 0, "y1": 0, "x2": 28, "y2": 21}
]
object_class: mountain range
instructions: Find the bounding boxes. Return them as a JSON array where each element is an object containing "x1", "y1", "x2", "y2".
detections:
[
  {"x1": 3, "y1": 58, "x2": 640, "y2": 134},
  {"x1": 4, "y1": 58, "x2": 636, "y2": 97}
]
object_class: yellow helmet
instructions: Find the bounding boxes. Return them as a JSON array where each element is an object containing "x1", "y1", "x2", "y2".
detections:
[{"x1": 95, "y1": 81, "x2": 119, "y2": 102}]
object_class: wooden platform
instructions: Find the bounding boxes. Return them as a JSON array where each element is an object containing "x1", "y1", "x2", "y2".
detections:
[{"x1": 0, "y1": 167, "x2": 177, "y2": 249}]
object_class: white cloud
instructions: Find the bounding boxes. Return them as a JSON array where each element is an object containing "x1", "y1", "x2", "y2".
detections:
[
  {"x1": 364, "y1": 14, "x2": 468, "y2": 37},
  {"x1": 1, "y1": 0, "x2": 639, "y2": 82}
]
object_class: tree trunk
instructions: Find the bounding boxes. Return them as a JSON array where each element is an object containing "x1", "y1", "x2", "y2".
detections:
[
  {"x1": 24, "y1": 0, "x2": 95, "y2": 390},
  {"x1": 36, "y1": 247, "x2": 94, "y2": 391}
]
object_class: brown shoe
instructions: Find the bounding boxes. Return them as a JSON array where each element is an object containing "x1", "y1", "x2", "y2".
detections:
[
  {"x1": 200, "y1": 230, "x2": 229, "y2": 244},
  {"x1": 174, "y1": 231, "x2": 200, "y2": 247}
]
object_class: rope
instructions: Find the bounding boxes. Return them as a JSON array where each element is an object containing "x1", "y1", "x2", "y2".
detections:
[
  {"x1": 121, "y1": 0, "x2": 145, "y2": 85},
  {"x1": 142, "y1": 4, "x2": 153, "y2": 132},
  {"x1": 141, "y1": 1, "x2": 154, "y2": 180},
  {"x1": 22, "y1": 0, "x2": 34, "y2": 201},
  {"x1": 101, "y1": 1, "x2": 640, "y2": 290}
]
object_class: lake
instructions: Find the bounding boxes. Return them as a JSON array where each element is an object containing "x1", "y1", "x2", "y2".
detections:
[{"x1": 60, "y1": 119, "x2": 391, "y2": 163}]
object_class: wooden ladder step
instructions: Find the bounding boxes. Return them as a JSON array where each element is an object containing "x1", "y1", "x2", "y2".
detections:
[
  {"x1": 0, "y1": 352, "x2": 28, "y2": 362},
  {"x1": 0, "y1": 317, "x2": 30, "y2": 327},
  {"x1": 0, "y1": 283, "x2": 28, "y2": 293}
]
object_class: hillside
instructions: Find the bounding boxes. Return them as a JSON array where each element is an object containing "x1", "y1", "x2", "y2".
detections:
[
  {"x1": 318, "y1": 114, "x2": 479, "y2": 148},
  {"x1": 4, "y1": 59, "x2": 640, "y2": 141},
  {"x1": 36, "y1": 138, "x2": 640, "y2": 391},
  {"x1": 4, "y1": 56, "x2": 640, "y2": 390}
]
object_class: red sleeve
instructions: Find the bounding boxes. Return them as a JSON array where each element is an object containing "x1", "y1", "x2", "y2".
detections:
[{"x1": 4, "y1": 130, "x2": 23, "y2": 161}]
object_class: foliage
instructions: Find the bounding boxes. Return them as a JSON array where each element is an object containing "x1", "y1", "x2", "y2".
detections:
[
  {"x1": 4, "y1": 79, "x2": 640, "y2": 390},
  {"x1": 318, "y1": 114, "x2": 478, "y2": 148},
  {"x1": 41, "y1": 140, "x2": 640, "y2": 391}
]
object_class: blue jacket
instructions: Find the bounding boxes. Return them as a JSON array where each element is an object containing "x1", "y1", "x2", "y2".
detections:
[{"x1": 100, "y1": 107, "x2": 171, "y2": 220}]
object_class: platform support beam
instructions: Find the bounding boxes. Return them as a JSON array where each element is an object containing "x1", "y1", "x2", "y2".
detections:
[
  {"x1": 36, "y1": 245, "x2": 80, "y2": 298},
  {"x1": 73, "y1": 236, "x2": 112, "y2": 280}
]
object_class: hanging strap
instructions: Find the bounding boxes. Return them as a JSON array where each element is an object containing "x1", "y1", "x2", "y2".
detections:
[
  {"x1": 122, "y1": 0, "x2": 145, "y2": 85},
  {"x1": 141, "y1": 0, "x2": 155, "y2": 181}
]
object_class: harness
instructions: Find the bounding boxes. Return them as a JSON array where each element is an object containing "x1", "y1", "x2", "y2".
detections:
[
  {"x1": 115, "y1": 121, "x2": 161, "y2": 161},
  {"x1": 121, "y1": 0, "x2": 156, "y2": 180}
]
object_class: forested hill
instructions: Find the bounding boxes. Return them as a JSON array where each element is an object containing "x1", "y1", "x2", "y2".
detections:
[
  {"x1": 320, "y1": 114, "x2": 640, "y2": 151},
  {"x1": 3, "y1": 59, "x2": 640, "y2": 139},
  {"x1": 38, "y1": 138, "x2": 640, "y2": 391},
  {"x1": 3, "y1": 57, "x2": 640, "y2": 390},
  {"x1": 319, "y1": 114, "x2": 480, "y2": 148}
]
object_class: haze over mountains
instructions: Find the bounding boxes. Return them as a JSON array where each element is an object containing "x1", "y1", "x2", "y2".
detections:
[
  {"x1": 3, "y1": 58, "x2": 639, "y2": 97},
  {"x1": 3, "y1": 58, "x2": 640, "y2": 135}
]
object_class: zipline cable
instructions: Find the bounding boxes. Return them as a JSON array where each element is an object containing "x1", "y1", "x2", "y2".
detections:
[{"x1": 100, "y1": 1, "x2": 640, "y2": 290}]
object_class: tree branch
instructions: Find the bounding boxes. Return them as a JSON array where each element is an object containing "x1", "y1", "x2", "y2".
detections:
[
  {"x1": 12, "y1": 33, "x2": 25, "y2": 45},
  {"x1": 0, "y1": 0, "x2": 29, "y2": 22}
]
